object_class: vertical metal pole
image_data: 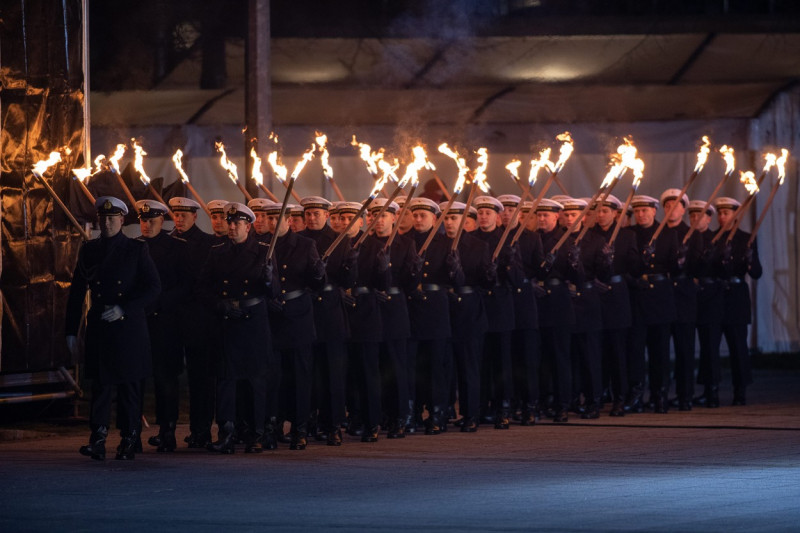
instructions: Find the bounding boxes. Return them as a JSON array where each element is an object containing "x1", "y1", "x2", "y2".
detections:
[
  {"x1": 82, "y1": 0, "x2": 91, "y2": 165},
  {"x1": 245, "y1": 0, "x2": 272, "y2": 198}
]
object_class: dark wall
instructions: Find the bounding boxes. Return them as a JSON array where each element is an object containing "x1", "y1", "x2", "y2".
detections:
[{"x1": 0, "y1": 0, "x2": 85, "y2": 372}]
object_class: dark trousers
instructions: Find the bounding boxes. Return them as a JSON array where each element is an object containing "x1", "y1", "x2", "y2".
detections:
[
  {"x1": 696, "y1": 323, "x2": 722, "y2": 388},
  {"x1": 512, "y1": 328, "x2": 540, "y2": 408},
  {"x1": 601, "y1": 328, "x2": 629, "y2": 402},
  {"x1": 277, "y1": 345, "x2": 314, "y2": 427},
  {"x1": 313, "y1": 341, "x2": 347, "y2": 431},
  {"x1": 453, "y1": 332, "x2": 483, "y2": 419},
  {"x1": 379, "y1": 339, "x2": 410, "y2": 421},
  {"x1": 152, "y1": 367, "x2": 179, "y2": 426},
  {"x1": 353, "y1": 342, "x2": 382, "y2": 428},
  {"x1": 539, "y1": 325, "x2": 572, "y2": 409},
  {"x1": 672, "y1": 322, "x2": 697, "y2": 401},
  {"x1": 720, "y1": 323, "x2": 753, "y2": 390},
  {"x1": 217, "y1": 377, "x2": 266, "y2": 434},
  {"x1": 90, "y1": 380, "x2": 141, "y2": 436},
  {"x1": 629, "y1": 323, "x2": 671, "y2": 397},
  {"x1": 572, "y1": 330, "x2": 603, "y2": 404},
  {"x1": 407, "y1": 338, "x2": 449, "y2": 411},
  {"x1": 185, "y1": 345, "x2": 215, "y2": 436},
  {"x1": 482, "y1": 331, "x2": 513, "y2": 413}
]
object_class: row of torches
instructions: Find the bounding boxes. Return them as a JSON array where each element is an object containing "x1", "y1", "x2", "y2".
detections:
[{"x1": 31, "y1": 132, "x2": 789, "y2": 260}]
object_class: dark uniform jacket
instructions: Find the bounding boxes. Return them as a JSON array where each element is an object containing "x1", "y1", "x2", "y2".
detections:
[
  {"x1": 472, "y1": 226, "x2": 516, "y2": 333},
  {"x1": 449, "y1": 232, "x2": 493, "y2": 339},
  {"x1": 671, "y1": 221, "x2": 704, "y2": 324},
  {"x1": 142, "y1": 230, "x2": 187, "y2": 375},
  {"x1": 300, "y1": 225, "x2": 356, "y2": 342},
  {"x1": 172, "y1": 224, "x2": 216, "y2": 347},
  {"x1": 268, "y1": 230, "x2": 326, "y2": 350},
  {"x1": 713, "y1": 228, "x2": 762, "y2": 325},
  {"x1": 347, "y1": 232, "x2": 391, "y2": 343},
  {"x1": 374, "y1": 233, "x2": 415, "y2": 340},
  {"x1": 409, "y1": 229, "x2": 458, "y2": 340},
  {"x1": 695, "y1": 228, "x2": 724, "y2": 326},
  {"x1": 571, "y1": 227, "x2": 610, "y2": 333},
  {"x1": 197, "y1": 236, "x2": 276, "y2": 379},
  {"x1": 590, "y1": 224, "x2": 638, "y2": 330},
  {"x1": 629, "y1": 221, "x2": 679, "y2": 325},
  {"x1": 513, "y1": 229, "x2": 544, "y2": 331},
  {"x1": 536, "y1": 225, "x2": 580, "y2": 328},
  {"x1": 65, "y1": 232, "x2": 161, "y2": 385}
]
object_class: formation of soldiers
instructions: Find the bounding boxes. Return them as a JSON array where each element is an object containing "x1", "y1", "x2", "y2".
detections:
[{"x1": 66, "y1": 183, "x2": 762, "y2": 459}]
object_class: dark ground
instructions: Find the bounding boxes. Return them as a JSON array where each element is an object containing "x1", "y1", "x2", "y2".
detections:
[{"x1": 1, "y1": 366, "x2": 799, "y2": 532}]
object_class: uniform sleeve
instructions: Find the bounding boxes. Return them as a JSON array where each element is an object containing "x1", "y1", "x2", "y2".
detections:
[
  {"x1": 747, "y1": 237, "x2": 763, "y2": 280},
  {"x1": 65, "y1": 247, "x2": 88, "y2": 336}
]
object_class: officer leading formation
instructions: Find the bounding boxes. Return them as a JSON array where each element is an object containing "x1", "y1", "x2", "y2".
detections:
[{"x1": 66, "y1": 183, "x2": 763, "y2": 459}]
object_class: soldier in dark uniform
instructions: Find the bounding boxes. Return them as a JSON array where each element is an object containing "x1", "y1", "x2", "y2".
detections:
[
  {"x1": 168, "y1": 196, "x2": 218, "y2": 448},
  {"x1": 67, "y1": 196, "x2": 161, "y2": 460},
  {"x1": 589, "y1": 194, "x2": 639, "y2": 416},
  {"x1": 535, "y1": 199, "x2": 580, "y2": 422},
  {"x1": 136, "y1": 200, "x2": 187, "y2": 452},
  {"x1": 562, "y1": 197, "x2": 611, "y2": 419},
  {"x1": 369, "y1": 199, "x2": 419, "y2": 438},
  {"x1": 472, "y1": 195, "x2": 517, "y2": 429},
  {"x1": 442, "y1": 202, "x2": 494, "y2": 432},
  {"x1": 264, "y1": 202, "x2": 326, "y2": 448},
  {"x1": 711, "y1": 197, "x2": 762, "y2": 405},
  {"x1": 289, "y1": 204, "x2": 306, "y2": 233},
  {"x1": 688, "y1": 200, "x2": 724, "y2": 408},
  {"x1": 197, "y1": 203, "x2": 275, "y2": 454},
  {"x1": 208, "y1": 199, "x2": 230, "y2": 240},
  {"x1": 299, "y1": 196, "x2": 357, "y2": 445},
  {"x1": 407, "y1": 197, "x2": 462, "y2": 434},
  {"x1": 626, "y1": 195, "x2": 679, "y2": 414},
  {"x1": 660, "y1": 189, "x2": 704, "y2": 411},
  {"x1": 248, "y1": 198, "x2": 274, "y2": 244}
]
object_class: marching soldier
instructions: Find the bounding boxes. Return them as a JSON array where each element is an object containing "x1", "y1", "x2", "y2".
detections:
[
  {"x1": 711, "y1": 197, "x2": 762, "y2": 405},
  {"x1": 168, "y1": 196, "x2": 218, "y2": 448},
  {"x1": 289, "y1": 204, "x2": 306, "y2": 232},
  {"x1": 589, "y1": 194, "x2": 639, "y2": 416},
  {"x1": 67, "y1": 196, "x2": 161, "y2": 460},
  {"x1": 197, "y1": 203, "x2": 276, "y2": 454},
  {"x1": 136, "y1": 200, "x2": 187, "y2": 452},
  {"x1": 626, "y1": 195, "x2": 679, "y2": 414},
  {"x1": 208, "y1": 199, "x2": 230, "y2": 240},
  {"x1": 248, "y1": 198, "x2": 274, "y2": 243}
]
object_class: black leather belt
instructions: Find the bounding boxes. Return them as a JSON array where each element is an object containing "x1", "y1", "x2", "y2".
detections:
[
  {"x1": 421, "y1": 284, "x2": 443, "y2": 291},
  {"x1": 640, "y1": 273, "x2": 667, "y2": 282},
  {"x1": 728, "y1": 276, "x2": 744, "y2": 284},
  {"x1": 281, "y1": 289, "x2": 306, "y2": 301},
  {"x1": 608, "y1": 275, "x2": 623, "y2": 283},
  {"x1": 223, "y1": 296, "x2": 264, "y2": 309},
  {"x1": 353, "y1": 286, "x2": 371, "y2": 296},
  {"x1": 674, "y1": 273, "x2": 689, "y2": 281},
  {"x1": 538, "y1": 278, "x2": 562, "y2": 287},
  {"x1": 452, "y1": 286, "x2": 475, "y2": 295},
  {"x1": 699, "y1": 277, "x2": 717, "y2": 285},
  {"x1": 385, "y1": 287, "x2": 403, "y2": 295}
]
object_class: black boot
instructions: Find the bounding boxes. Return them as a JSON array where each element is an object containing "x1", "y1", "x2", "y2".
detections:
[
  {"x1": 116, "y1": 430, "x2": 139, "y2": 460},
  {"x1": 245, "y1": 430, "x2": 264, "y2": 453},
  {"x1": 581, "y1": 399, "x2": 601, "y2": 419},
  {"x1": 494, "y1": 401, "x2": 510, "y2": 429},
  {"x1": 732, "y1": 387, "x2": 747, "y2": 406},
  {"x1": 653, "y1": 389, "x2": 669, "y2": 414},
  {"x1": 520, "y1": 403, "x2": 537, "y2": 426},
  {"x1": 609, "y1": 400, "x2": 626, "y2": 417},
  {"x1": 460, "y1": 416, "x2": 478, "y2": 433},
  {"x1": 361, "y1": 426, "x2": 379, "y2": 443},
  {"x1": 624, "y1": 383, "x2": 645, "y2": 413},
  {"x1": 327, "y1": 427, "x2": 343, "y2": 446},
  {"x1": 156, "y1": 422, "x2": 177, "y2": 453},
  {"x1": 79, "y1": 425, "x2": 108, "y2": 460},
  {"x1": 387, "y1": 418, "x2": 406, "y2": 439},
  {"x1": 290, "y1": 423, "x2": 307, "y2": 450},
  {"x1": 425, "y1": 407, "x2": 442, "y2": 435},
  {"x1": 185, "y1": 430, "x2": 212, "y2": 449},
  {"x1": 261, "y1": 418, "x2": 279, "y2": 450},
  {"x1": 706, "y1": 386, "x2": 720, "y2": 408},
  {"x1": 208, "y1": 422, "x2": 236, "y2": 454},
  {"x1": 403, "y1": 400, "x2": 416, "y2": 434}
]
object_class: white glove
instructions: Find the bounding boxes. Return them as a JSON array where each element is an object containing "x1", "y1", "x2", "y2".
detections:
[
  {"x1": 101, "y1": 304, "x2": 124, "y2": 322},
  {"x1": 66, "y1": 335, "x2": 79, "y2": 357}
]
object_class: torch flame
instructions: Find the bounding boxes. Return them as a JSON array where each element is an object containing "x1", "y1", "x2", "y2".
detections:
[
  {"x1": 530, "y1": 147, "x2": 554, "y2": 186},
  {"x1": 438, "y1": 143, "x2": 469, "y2": 195},
  {"x1": 250, "y1": 147, "x2": 264, "y2": 186},
  {"x1": 473, "y1": 147, "x2": 490, "y2": 193},
  {"x1": 72, "y1": 167, "x2": 92, "y2": 182},
  {"x1": 215, "y1": 141, "x2": 239, "y2": 184},
  {"x1": 776, "y1": 148, "x2": 789, "y2": 185},
  {"x1": 131, "y1": 139, "x2": 151, "y2": 185},
  {"x1": 267, "y1": 151, "x2": 288, "y2": 183},
  {"x1": 315, "y1": 132, "x2": 334, "y2": 181},
  {"x1": 506, "y1": 160, "x2": 522, "y2": 181},
  {"x1": 32, "y1": 151, "x2": 62, "y2": 176},
  {"x1": 600, "y1": 138, "x2": 637, "y2": 189},
  {"x1": 289, "y1": 145, "x2": 316, "y2": 181},
  {"x1": 719, "y1": 145, "x2": 736, "y2": 175},
  {"x1": 398, "y1": 145, "x2": 434, "y2": 188},
  {"x1": 553, "y1": 132, "x2": 574, "y2": 173},
  {"x1": 108, "y1": 144, "x2": 126, "y2": 174},
  {"x1": 694, "y1": 136, "x2": 711, "y2": 173},
  {"x1": 378, "y1": 158, "x2": 400, "y2": 185},
  {"x1": 762, "y1": 152, "x2": 777, "y2": 174},
  {"x1": 172, "y1": 149, "x2": 191, "y2": 183},
  {"x1": 351, "y1": 136, "x2": 385, "y2": 177},
  {"x1": 739, "y1": 171, "x2": 759, "y2": 196},
  {"x1": 630, "y1": 158, "x2": 645, "y2": 189}
]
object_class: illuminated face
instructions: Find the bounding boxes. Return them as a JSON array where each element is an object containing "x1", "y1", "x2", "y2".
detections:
[
  {"x1": 372, "y1": 211, "x2": 395, "y2": 237},
  {"x1": 443, "y1": 213, "x2": 462, "y2": 238},
  {"x1": 289, "y1": 215, "x2": 305, "y2": 232},
  {"x1": 663, "y1": 199, "x2": 685, "y2": 224},
  {"x1": 339, "y1": 213, "x2": 362, "y2": 237},
  {"x1": 595, "y1": 206, "x2": 618, "y2": 230},
  {"x1": 210, "y1": 212, "x2": 228, "y2": 236},
  {"x1": 172, "y1": 210, "x2": 198, "y2": 233},
  {"x1": 227, "y1": 219, "x2": 251, "y2": 243},
  {"x1": 464, "y1": 216, "x2": 478, "y2": 232},
  {"x1": 499, "y1": 205, "x2": 517, "y2": 227},
  {"x1": 476, "y1": 207, "x2": 498, "y2": 232},
  {"x1": 398, "y1": 207, "x2": 414, "y2": 233},
  {"x1": 633, "y1": 206, "x2": 656, "y2": 228},
  {"x1": 253, "y1": 211, "x2": 269, "y2": 234},
  {"x1": 99, "y1": 213, "x2": 123, "y2": 238},
  {"x1": 562, "y1": 209, "x2": 582, "y2": 231},
  {"x1": 689, "y1": 210, "x2": 710, "y2": 232},
  {"x1": 536, "y1": 211, "x2": 559, "y2": 232},
  {"x1": 304, "y1": 208, "x2": 329, "y2": 231},
  {"x1": 139, "y1": 215, "x2": 164, "y2": 238},
  {"x1": 411, "y1": 209, "x2": 435, "y2": 232},
  {"x1": 365, "y1": 210, "x2": 374, "y2": 229},
  {"x1": 267, "y1": 214, "x2": 290, "y2": 236},
  {"x1": 717, "y1": 207, "x2": 735, "y2": 230},
  {"x1": 329, "y1": 212, "x2": 341, "y2": 232}
]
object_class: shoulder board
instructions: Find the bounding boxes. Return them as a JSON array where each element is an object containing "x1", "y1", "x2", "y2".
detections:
[
  {"x1": 257, "y1": 241, "x2": 270, "y2": 247},
  {"x1": 211, "y1": 242, "x2": 226, "y2": 248},
  {"x1": 171, "y1": 235, "x2": 187, "y2": 243}
]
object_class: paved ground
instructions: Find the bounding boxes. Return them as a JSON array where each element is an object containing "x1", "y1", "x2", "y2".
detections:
[{"x1": 2, "y1": 368, "x2": 799, "y2": 532}]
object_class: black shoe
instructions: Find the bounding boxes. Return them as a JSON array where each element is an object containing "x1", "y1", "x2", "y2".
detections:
[
  {"x1": 424, "y1": 413, "x2": 441, "y2": 435},
  {"x1": 668, "y1": 397, "x2": 680, "y2": 408},
  {"x1": 520, "y1": 404, "x2": 537, "y2": 426},
  {"x1": 290, "y1": 424, "x2": 307, "y2": 450},
  {"x1": 156, "y1": 423, "x2": 177, "y2": 452},
  {"x1": 609, "y1": 402, "x2": 625, "y2": 417},
  {"x1": 581, "y1": 406, "x2": 600, "y2": 419},
  {"x1": 260, "y1": 432, "x2": 278, "y2": 450},
  {"x1": 327, "y1": 428, "x2": 343, "y2": 446},
  {"x1": 494, "y1": 416, "x2": 510, "y2": 430},
  {"x1": 460, "y1": 417, "x2": 478, "y2": 433},
  {"x1": 387, "y1": 419, "x2": 406, "y2": 439},
  {"x1": 706, "y1": 387, "x2": 720, "y2": 408},
  {"x1": 361, "y1": 426, "x2": 379, "y2": 443},
  {"x1": 185, "y1": 432, "x2": 212, "y2": 449},
  {"x1": 678, "y1": 399, "x2": 693, "y2": 411},
  {"x1": 692, "y1": 394, "x2": 708, "y2": 407},
  {"x1": 245, "y1": 434, "x2": 263, "y2": 453},
  {"x1": 79, "y1": 426, "x2": 108, "y2": 460},
  {"x1": 732, "y1": 389, "x2": 747, "y2": 406},
  {"x1": 553, "y1": 409, "x2": 569, "y2": 423},
  {"x1": 147, "y1": 434, "x2": 161, "y2": 447},
  {"x1": 116, "y1": 431, "x2": 138, "y2": 460},
  {"x1": 208, "y1": 423, "x2": 236, "y2": 454}
]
